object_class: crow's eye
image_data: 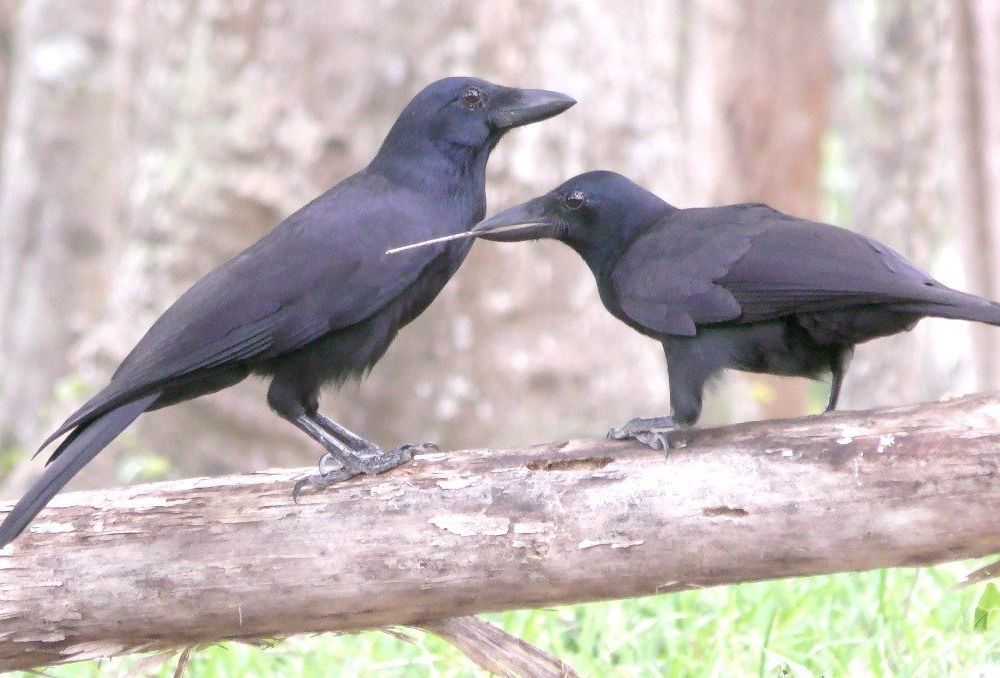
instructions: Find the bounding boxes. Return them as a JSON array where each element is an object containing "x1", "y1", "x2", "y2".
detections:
[
  {"x1": 461, "y1": 87, "x2": 484, "y2": 108},
  {"x1": 564, "y1": 190, "x2": 586, "y2": 210}
]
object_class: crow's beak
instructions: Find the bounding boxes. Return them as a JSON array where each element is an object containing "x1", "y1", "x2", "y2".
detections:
[
  {"x1": 488, "y1": 88, "x2": 576, "y2": 129},
  {"x1": 470, "y1": 197, "x2": 556, "y2": 242}
]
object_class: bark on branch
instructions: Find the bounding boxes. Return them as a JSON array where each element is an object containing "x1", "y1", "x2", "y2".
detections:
[{"x1": 3, "y1": 394, "x2": 1000, "y2": 671}]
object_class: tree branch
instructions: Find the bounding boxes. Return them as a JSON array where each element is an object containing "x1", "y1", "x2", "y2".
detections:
[{"x1": 2, "y1": 394, "x2": 1000, "y2": 671}]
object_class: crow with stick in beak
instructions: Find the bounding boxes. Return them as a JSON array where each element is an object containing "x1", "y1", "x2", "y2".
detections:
[{"x1": 397, "y1": 170, "x2": 1000, "y2": 449}]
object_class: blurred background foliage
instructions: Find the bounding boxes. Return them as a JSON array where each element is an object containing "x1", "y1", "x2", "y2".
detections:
[{"x1": 1, "y1": 0, "x2": 999, "y2": 675}]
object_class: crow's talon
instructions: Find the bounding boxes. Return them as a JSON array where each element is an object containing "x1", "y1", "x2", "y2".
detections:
[
  {"x1": 397, "y1": 441, "x2": 438, "y2": 455},
  {"x1": 292, "y1": 467, "x2": 356, "y2": 502},
  {"x1": 635, "y1": 430, "x2": 671, "y2": 450},
  {"x1": 607, "y1": 426, "x2": 629, "y2": 440},
  {"x1": 317, "y1": 451, "x2": 344, "y2": 476}
]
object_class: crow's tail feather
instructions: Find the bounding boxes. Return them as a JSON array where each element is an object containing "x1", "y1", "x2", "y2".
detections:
[
  {"x1": 952, "y1": 301, "x2": 1000, "y2": 326},
  {"x1": 0, "y1": 392, "x2": 160, "y2": 547},
  {"x1": 895, "y1": 297, "x2": 1000, "y2": 326}
]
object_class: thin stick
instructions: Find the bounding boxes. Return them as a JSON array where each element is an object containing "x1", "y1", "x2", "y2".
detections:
[
  {"x1": 385, "y1": 223, "x2": 546, "y2": 255},
  {"x1": 385, "y1": 231, "x2": 480, "y2": 254}
]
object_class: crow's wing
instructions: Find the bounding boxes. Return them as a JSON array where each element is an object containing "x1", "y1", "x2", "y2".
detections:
[
  {"x1": 611, "y1": 204, "x2": 958, "y2": 336},
  {"x1": 609, "y1": 206, "x2": 765, "y2": 336},
  {"x1": 45, "y1": 173, "x2": 464, "y2": 443},
  {"x1": 716, "y1": 211, "x2": 959, "y2": 321}
]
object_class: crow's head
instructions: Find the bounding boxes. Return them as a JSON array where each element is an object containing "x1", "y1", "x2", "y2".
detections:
[
  {"x1": 379, "y1": 77, "x2": 575, "y2": 160},
  {"x1": 470, "y1": 171, "x2": 671, "y2": 257}
]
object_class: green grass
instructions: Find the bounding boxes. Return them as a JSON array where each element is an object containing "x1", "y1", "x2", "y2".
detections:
[{"x1": 17, "y1": 560, "x2": 1000, "y2": 677}]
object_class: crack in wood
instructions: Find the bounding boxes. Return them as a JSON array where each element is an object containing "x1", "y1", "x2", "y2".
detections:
[
  {"x1": 526, "y1": 457, "x2": 614, "y2": 472},
  {"x1": 701, "y1": 506, "x2": 749, "y2": 517}
]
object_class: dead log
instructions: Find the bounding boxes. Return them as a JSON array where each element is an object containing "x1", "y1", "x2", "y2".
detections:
[{"x1": 2, "y1": 394, "x2": 1000, "y2": 671}]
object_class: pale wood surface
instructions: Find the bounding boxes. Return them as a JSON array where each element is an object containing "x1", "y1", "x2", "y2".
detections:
[{"x1": 3, "y1": 395, "x2": 1000, "y2": 671}]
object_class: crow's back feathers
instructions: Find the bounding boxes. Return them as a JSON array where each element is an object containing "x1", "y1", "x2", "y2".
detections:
[{"x1": 611, "y1": 203, "x2": 987, "y2": 336}]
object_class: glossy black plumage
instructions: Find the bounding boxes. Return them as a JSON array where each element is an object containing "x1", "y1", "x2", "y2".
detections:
[
  {"x1": 470, "y1": 170, "x2": 1000, "y2": 446},
  {"x1": 0, "y1": 77, "x2": 574, "y2": 546}
]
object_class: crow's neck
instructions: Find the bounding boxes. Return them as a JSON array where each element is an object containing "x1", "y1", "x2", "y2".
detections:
[
  {"x1": 572, "y1": 203, "x2": 677, "y2": 278},
  {"x1": 368, "y1": 133, "x2": 497, "y2": 201}
]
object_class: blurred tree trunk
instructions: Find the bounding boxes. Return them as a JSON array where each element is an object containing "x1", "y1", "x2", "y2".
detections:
[
  {"x1": 0, "y1": 1, "x2": 118, "y2": 454},
  {"x1": 833, "y1": 0, "x2": 945, "y2": 408},
  {"x1": 947, "y1": 0, "x2": 1000, "y2": 391},
  {"x1": 836, "y1": 0, "x2": 1000, "y2": 409},
  {"x1": 681, "y1": 0, "x2": 831, "y2": 421},
  {"x1": 0, "y1": 0, "x2": 19, "y2": 145}
]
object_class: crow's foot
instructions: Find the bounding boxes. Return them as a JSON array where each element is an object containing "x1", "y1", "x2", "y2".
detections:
[
  {"x1": 292, "y1": 441, "x2": 436, "y2": 501},
  {"x1": 607, "y1": 416, "x2": 681, "y2": 452}
]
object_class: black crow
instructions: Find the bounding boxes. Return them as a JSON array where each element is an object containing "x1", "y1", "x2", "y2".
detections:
[
  {"x1": 461, "y1": 170, "x2": 1000, "y2": 448},
  {"x1": 0, "y1": 77, "x2": 574, "y2": 546}
]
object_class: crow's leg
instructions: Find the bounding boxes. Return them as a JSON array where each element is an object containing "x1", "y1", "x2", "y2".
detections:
[
  {"x1": 309, "y1": 411, "x2": 436, "y2": 494},
  {"x1": 266, "y1": 377, "x2": 415, "y2": 499},
  {"x1": 825, "y1": 346, "x2": 853, "y2": 413},
  {"x1": 313, "y1": 412, "x2": 437, "y2": 458},
  {"x1": 290, "y1": 415, "x2": 416, "y2": 500},
  {"x1": 312, "y1": 412, "x2": 372, "y2": 450},
  {"x1": 609, "y1": 337, "x2": 718, "y2": 452}
]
